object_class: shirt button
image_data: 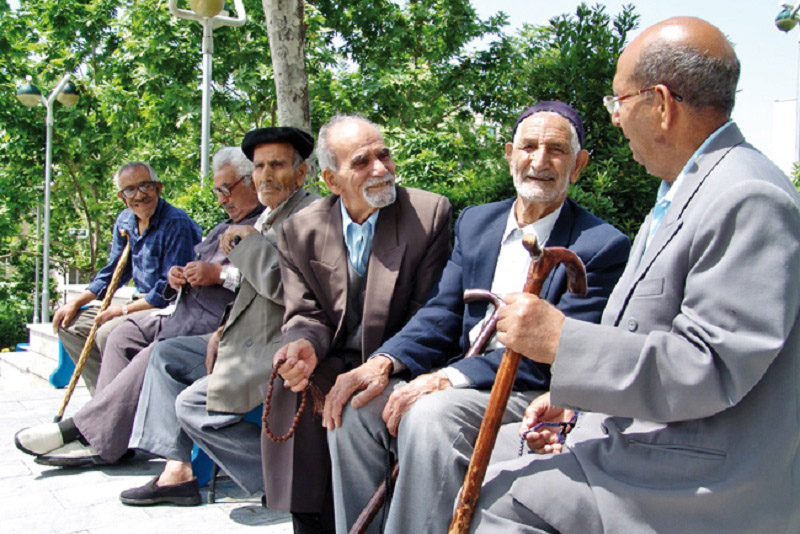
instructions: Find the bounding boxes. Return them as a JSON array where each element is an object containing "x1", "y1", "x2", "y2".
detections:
[
  {"x1": 627, "y1": 318, "x2": 638, "y2": 332},
  {"x1": 245, "y1": 339, "x2": 253, "y2": 347}
]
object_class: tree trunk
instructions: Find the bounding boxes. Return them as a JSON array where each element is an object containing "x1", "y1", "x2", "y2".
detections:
[{"x1": 262, "y1": 0, "x2": 310, "y2": 131}]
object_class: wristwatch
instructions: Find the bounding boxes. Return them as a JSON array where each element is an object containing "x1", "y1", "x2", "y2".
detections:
[{"x1": 121, "y1": 305, "x2": 129, "y2": 316}]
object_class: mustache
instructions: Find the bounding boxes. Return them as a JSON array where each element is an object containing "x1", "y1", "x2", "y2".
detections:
[
  {"x1": 523, "y1": 171, "x2": 558, "y2": 180},
  {"x1": 364, "y1": 174, "x2": 395, "y2": 188},
  {"x1": 258, "y1": 182, "x2": 284, "y2": 192}
]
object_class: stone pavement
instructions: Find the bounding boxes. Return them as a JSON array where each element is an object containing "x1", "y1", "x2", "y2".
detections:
[{"x1": 0, "y1": 366, "x2": 293, "y2": 534}]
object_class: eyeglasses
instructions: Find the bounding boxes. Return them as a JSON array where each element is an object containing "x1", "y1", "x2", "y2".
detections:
[
  {"x1": 603, "y1": 85, "x2": 683, "y2": 115},
  {"x1": 211, "y1": 175, "x2": 248, "y2": 197},
  {"x1": 119, "y1": 181, "x2": 158, "y2": 199}
]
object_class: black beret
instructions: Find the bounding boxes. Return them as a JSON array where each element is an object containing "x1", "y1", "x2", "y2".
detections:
[{"x1": 241, "y1": 126, "x2": 315, "y2": 161}]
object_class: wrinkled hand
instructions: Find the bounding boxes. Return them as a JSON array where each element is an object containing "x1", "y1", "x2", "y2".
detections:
[
  {"x1": 206, "y1": 330, "x2": 221, "y2": 374},
  {"x1": 496, "y1": 292, "x2": 565, "y2": 365},
  {"x1": 323, "y1": 356, "x2": 393, "y2": 430},
  {"x1": 274, "y1": 339, "x2": 318, "y2": 393},
  {"x1": 221, "y1": 225, "x2": 257, "y2": 255},
  {"x1": 168, "y1": 265, "x2": 187, "y2": 291},
  {"x1": 52, "y1": 301, "x2": 80, "y2": 333},
  {"x1": 382, "y1": 371, "x2": 452, "y2": 437},
  {"x1": 518, "y1": 392, "x2": 575, "y2": 454},
  {"x1": 183, "y1": 261, "x2": 223, "y2": 287},
  {"x1": 95, "y1": 305, "x2": 124, "y2": 326}
]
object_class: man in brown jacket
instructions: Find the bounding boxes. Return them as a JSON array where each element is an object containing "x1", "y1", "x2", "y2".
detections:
[{"x1": 269, "y1": 114, "x2": 452, "y2": 534}]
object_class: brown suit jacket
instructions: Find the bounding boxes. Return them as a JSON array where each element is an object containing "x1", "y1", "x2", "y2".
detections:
[{"x1": 262, "y1": 186, "x2": 452, "y2": 513}]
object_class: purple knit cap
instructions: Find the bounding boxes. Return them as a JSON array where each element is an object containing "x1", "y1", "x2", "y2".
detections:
[{"x1": 511, "y1": 101, "x2": 586, "y2": 148}]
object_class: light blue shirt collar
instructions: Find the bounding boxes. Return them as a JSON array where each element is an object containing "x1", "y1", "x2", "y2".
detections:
[
  {"x1": 340, "y1": 200, "x2": 380, "y2": 277},
  {"x1": 658, "y1": 120, "x2": 733, "y2": 204}
]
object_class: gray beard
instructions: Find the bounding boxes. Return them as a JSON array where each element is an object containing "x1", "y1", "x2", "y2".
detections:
[{"x1": 363, "y1": 175, "x2": 397, "y2": 209}]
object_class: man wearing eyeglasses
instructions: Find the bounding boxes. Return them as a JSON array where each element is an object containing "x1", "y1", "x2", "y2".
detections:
[
  {"x1": 470, "y1": 17, "x2": 800, "y2": 534},
  {"x1": 53, "y1": 161, "x2": 202, "y2": 394},
  {"x1": 16, "y1": 149, "x2": 263, "y2": 467},
  {"x1": 120, "y1": 127, "x2": 318, "y2": 507}
]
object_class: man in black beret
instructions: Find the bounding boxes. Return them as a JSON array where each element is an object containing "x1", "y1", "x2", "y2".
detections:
[{"x1": 119, "y1": 127, "x2": 319, "y2": 506}]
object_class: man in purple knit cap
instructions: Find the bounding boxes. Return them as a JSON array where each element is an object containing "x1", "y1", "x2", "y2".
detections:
[{"x1": 325, "y1": 102, "x2": 631, "y2": 534}]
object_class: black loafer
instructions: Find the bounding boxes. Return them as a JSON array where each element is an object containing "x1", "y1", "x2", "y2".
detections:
[{"x1": 120, "y1": 476, "x2": 201, "y2": 507}]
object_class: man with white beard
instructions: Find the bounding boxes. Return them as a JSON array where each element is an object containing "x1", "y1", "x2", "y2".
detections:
[
  {"x1": 265, "y1": 114, "x2": 453, "y2": 534},
  {"x1": 324, "y1": 102, "x2": 631, "y2": 534}
]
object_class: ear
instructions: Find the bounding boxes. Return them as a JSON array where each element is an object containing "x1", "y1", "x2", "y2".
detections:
[
  {"x1": 295, "y1": 161, "x2": 308, "y2": 187},
  {"x1": 655, "y1": 84, "x2": 677, "y2": 131},
  {"x1": 505, "y1": 142, "x2": 514, "y2": 164},
  {"x1": 322, "y1": 168, "x2": 340, "y2": 194},
  {"x1": 154, "y1": 181, "x2": 164, "y2": 196},
  {"x1": 117, "y1": 191, "x2": 128, "y2": 205},
  {"x1": 570, "y1": 149, "x2": 590, "y2": 183}
]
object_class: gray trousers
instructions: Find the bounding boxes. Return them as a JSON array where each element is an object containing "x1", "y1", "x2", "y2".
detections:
[
  {"x1": 469, "y1": 448, "x2": 601, "y2": 534},
  {"x1": 72, "y1": 313, "x2": 165, "y2": 461},
  {"x1": 131, "y1": 335, "x2": 264, "y2": 494},
  {"x1": 328, "y1": 379, "x2": 537, "y2": 534},
  {"x1": 58, "y1": 305, "x2": 152, "y2": 394}
]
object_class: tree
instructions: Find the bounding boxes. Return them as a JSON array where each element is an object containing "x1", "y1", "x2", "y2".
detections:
[{"x1": 262, "y1": 0, "x2": 310, "y2": 130}]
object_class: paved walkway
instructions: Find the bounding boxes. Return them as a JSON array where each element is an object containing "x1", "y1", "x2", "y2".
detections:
[{"x1": 0, "y1": 365, "x2": 293, "y2": 534}]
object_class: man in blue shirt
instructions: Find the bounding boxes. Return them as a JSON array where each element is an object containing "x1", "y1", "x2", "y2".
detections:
[
  {"x1": 15, "y1": 148, "x2": 261, "y2": 468},
  {"x1": 54, "y1": 161, "x2": 202, "y2": 394}
]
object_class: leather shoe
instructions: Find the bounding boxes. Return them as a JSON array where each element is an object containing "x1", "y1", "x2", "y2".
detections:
[
  {"x1": 120, "y1": 476, "x2": 201, "y2": 507},
  {"x1": 15, "y1": 423, "x2": 63, "y2": 456}
]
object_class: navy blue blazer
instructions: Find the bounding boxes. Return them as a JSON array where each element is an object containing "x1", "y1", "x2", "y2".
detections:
[{"x1": 378, "y1": 197, "x2": 631, "y2": 390}]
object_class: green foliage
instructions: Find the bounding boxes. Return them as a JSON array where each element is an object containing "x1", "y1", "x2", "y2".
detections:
[
  {"x1": 170, "y1": 182, "x2": 227, "y2": 234},
  {"x1": 0, "y1": 1, "x2": 658, "y2": 343}
]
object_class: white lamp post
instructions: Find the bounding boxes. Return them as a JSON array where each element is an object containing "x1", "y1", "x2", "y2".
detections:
[
  {"x1": 17, "y1": 73, "x2": 80, "y2": 323},
  {"x1": 168, "y1": 0, "x2": 247, "y2": 185},
  {"x1": 776, "y1": 3, "x2": 800, "y2": 163}
]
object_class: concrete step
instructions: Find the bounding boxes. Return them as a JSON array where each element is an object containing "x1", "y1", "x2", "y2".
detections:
[
  {"x1": 0, "y1": 351, "x2": 55, "y2": 389},
  {"x1": 27, "y1": 322, "x2": 60, "y2": 362}
]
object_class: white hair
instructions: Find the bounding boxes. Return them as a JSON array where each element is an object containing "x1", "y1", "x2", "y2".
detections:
[
  {"x1": 212, "y1": 146, "x2": 254, "y2": 185},
  {"x1": 113, "y1": 162, "x2": 159, "y2": 190}
]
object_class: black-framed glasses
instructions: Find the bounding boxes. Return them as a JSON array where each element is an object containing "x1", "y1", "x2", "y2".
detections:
[
  {"x1": 211, "y1": 175, "x2": 248, "y2": 197},
  {"x1": 602, "y1": 85, "x2": 683, "y2": 115},
  {"x1": 119, "y1": 181, "x2": 158, "y2": 199}
]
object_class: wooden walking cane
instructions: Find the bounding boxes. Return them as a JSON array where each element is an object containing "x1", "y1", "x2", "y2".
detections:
[
  {"x1": 54, "y1": 230, "x2": 131, "y2": 422},
  {"x1": 448, "y1": 235, "x2": 587, "y2": 534},
  {"x1": 348, "y1": 291, "x2": 506, "y2": 534}
]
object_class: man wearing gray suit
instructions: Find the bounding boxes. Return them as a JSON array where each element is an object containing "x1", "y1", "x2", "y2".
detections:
[
  {"x1": 120, "y1": 127, "x2": 318, "y2": 507},
  {"x1": 470, "y1": 17, "x2": 800, "y2": 534}
]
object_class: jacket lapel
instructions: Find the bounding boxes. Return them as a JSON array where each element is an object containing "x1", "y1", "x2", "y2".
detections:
[
  {"x1": 611, "y1": 125, "x2": 745, "y2": 326},
  {"x1": 539, "y1": 199, "x2": 577, "y2": 300},
  {"x1": 362, "y1": 199, "x2": 404, "y2": 358},
  {"x1": 309, "y1": 196, "x2": 348, "y2": 340}
]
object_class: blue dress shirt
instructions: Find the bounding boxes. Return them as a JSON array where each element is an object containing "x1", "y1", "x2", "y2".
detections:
[{"x1": 86, "y1": 198, "x2": 202, "y2": 308}]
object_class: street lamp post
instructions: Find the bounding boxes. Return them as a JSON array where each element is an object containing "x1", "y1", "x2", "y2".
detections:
[
  {"x1": 17, "y1": 73, "x2": 80, "y2": 323},
  {"x1": 776, "y1": 3, "x2": 800, "y2": 164},
  {"x1": 167, "y1": 0, "x2": 247, "y2": 185}
]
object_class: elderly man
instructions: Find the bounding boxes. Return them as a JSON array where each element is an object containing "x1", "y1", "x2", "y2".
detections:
[
  {"x1": 119, "y1": 127, "x2": 318, "y2": 507},
  {"x1": 271, "y1": 114, "x2": 453, "y2": 534},
  {"x1": 14, "y1": 147, "x2": 262, "y2": 467},
  {"x1": 54, "y1": 161, "x2": 202, "y2": 393},
  {"x1": 325, "y1": 102, "x2": 630, "y2": 534},
  {"x1": 470, "y1": 17, "x2": 800, "y2": 534}
]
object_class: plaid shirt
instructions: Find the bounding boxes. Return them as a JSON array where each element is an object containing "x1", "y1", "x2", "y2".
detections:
[{"x1": 87, "y1": 198, "x2": 202, "y2": 308}]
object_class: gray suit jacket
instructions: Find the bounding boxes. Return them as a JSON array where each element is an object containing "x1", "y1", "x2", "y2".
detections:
[
  {"x1": 206, "y1": 188, "x2": 318, "y2": 413},
  {"x1": 546, "y1": 123, "x2": 800, "y2": 533},
  {"x1": 263, "y1": 186, "x2": 453, "y2": 513}
]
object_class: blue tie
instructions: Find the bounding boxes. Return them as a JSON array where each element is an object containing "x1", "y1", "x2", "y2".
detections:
[{"x1": 647, "y1": 198, "x2": 671, "y2": 246}]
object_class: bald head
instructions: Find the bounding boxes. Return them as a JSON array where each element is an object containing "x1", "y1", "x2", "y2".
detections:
[{"x1": 622, "y1": 17, "x2": 740, "y2": 118}]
